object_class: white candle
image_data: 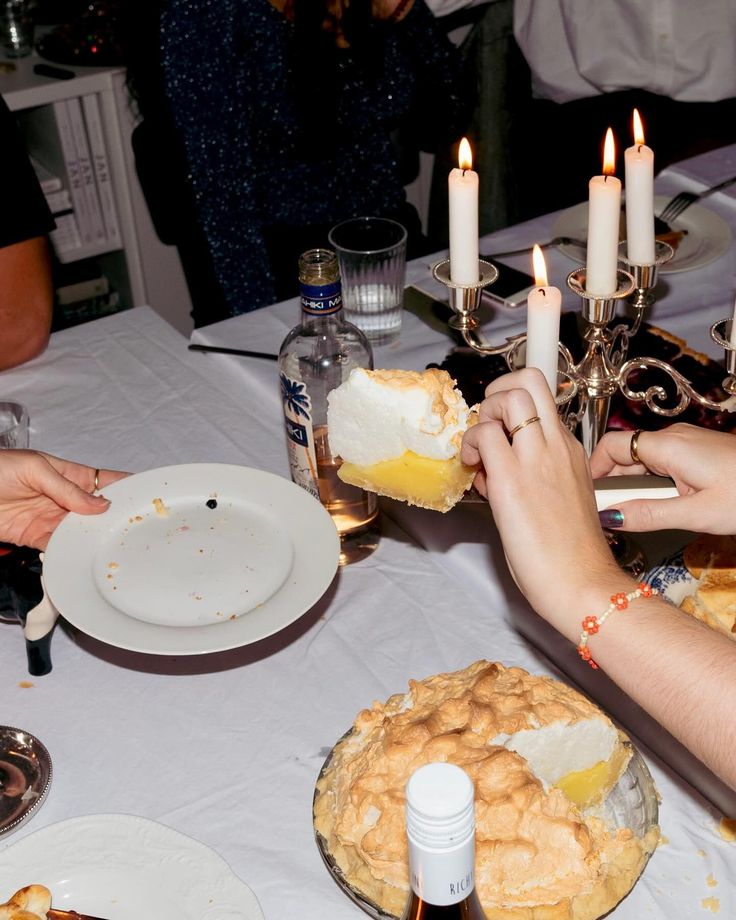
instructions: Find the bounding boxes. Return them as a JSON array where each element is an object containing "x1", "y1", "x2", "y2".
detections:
[
  {"x1": 526, "y1": 244, "x2": 562, "y2": 393},
  {"x1": 730, "y1": 297, "x2": 736, "y2": 348},
  {"x1": 624, "y1": 109, "x2": 655, "y2": 264},
  {"x1": 586, "y1": 128, "x2": 621, "y2": 296},
  {"x1": 448, "y1": 137, "x2": 479, "y2": 285}
]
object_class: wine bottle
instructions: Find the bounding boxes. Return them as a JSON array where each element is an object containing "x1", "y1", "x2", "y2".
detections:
[
  {"x1": 401, "y1": 762, "x2": 487, "y2": 919},
  {"x1": 278, "y1": 248, "x2": 380, "y2": 565}
]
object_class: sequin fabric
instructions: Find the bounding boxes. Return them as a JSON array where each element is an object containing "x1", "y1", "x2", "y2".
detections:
[{"x1": 160, "y1": 0, "x2": 464, "y2": 314}]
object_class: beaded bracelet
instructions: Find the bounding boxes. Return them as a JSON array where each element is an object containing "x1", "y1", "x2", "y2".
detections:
[{"x1": 577, "y1": 583, "x2": 657, "y2": 670}]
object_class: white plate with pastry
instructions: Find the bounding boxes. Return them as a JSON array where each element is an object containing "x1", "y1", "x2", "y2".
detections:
[
  {"x1": 43, "y1": 464, "x2": 340, "y2": 655},
  {"x1": 552, "y1": 195, "x2": 732, "y2": 273},
  {"x1": 0, "y1": 814, "x2": 263, "y2": 920},
  {"x1": 646, "y1": 534, "x2": 736, "y2": 638}
]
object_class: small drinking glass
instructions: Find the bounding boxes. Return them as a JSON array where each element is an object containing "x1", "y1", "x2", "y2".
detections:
[
  {"x1": 0, "y1": 402, "x2": 30, "y2": 448},
  {"x1": 328, "y1": 216, "x2": 407, "y2": 345}
]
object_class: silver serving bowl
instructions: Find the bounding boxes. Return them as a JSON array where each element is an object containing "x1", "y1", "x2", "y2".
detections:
[{"x1": 0, "y1": 726, "x2": 53, "y2": 838}]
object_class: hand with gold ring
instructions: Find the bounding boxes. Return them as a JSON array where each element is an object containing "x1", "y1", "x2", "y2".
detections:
[
  {"x1": 461, "y1": 368, "x2": 620, "y2": 636},
  {"x1": 0, "y1": 450, "x2": 128, "y2": 550},
  {"x1": 590, "y1": 422, "x2": 736, "y2": 534}
]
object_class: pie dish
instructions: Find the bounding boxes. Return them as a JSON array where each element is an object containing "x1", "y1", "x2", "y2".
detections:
[{"x1": 313, "y1": 660, "x2": 659, "y2": 920}]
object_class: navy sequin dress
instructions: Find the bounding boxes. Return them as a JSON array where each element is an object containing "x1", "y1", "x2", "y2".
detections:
[{"x1": 160, "y1": 0, "x2": 465, "y2": 318}]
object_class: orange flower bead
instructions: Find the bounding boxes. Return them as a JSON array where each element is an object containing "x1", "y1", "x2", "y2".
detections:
[
  {"x1": 611, "y1": 592, "x2": 629, "y2": 610},
  {"x1": 582, "y1": 615, "x2": 599, "y2": 635}
]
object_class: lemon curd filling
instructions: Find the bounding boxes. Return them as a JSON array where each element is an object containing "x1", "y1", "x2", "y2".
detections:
[
  {"x1": 337, "y1": 449, "x2": 477, "y2": 513},
  {"x1": 554, "y1": 742, "x2": 631, "y2": 809}
]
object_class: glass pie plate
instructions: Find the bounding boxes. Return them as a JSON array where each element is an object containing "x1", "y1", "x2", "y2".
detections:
[{"x1": 313, "y1": 729, "x2": 659, "y2": 920}]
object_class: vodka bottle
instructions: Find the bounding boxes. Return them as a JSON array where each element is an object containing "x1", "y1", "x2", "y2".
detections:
[
  {"x1": 278, "y1": 249, "x2": 380, "y2": 565},
  {"x1": 401, "y1": 763, "x2": 487, "y2": 920}
]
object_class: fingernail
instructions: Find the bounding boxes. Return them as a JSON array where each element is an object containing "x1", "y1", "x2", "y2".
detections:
[{"x1": 598, "y1": 509, "x2": 624, "y2": 529}]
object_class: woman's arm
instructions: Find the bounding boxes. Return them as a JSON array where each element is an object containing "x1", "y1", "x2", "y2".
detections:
[
  {"x1": 0, "y1": 237, "x2": 53, "y2": 371},
  {"x1": 461, "y1": 368, "x2": 736, "y2": 789}
]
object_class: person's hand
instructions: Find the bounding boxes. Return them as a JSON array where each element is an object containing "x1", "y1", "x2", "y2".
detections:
[
  {"x1": 590, "y1": 424, "x2": 736, "y2": 533},
  {"x1": 0, "y1": 450, "x2": 128, "y2": 550},
  {"x1": 461, "y1": 369, "x2": 621, "y2": 639}
]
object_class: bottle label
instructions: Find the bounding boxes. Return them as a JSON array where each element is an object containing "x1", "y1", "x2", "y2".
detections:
[
  {"x1": 280, "y1": 371, "x2": 320, "y2": 501},
  {"x1": 300, "y1": 280, "x2": 342, "y2": 316},
  {"x1": 407, "y1": 836, "x2": 476, "y2": 906}
]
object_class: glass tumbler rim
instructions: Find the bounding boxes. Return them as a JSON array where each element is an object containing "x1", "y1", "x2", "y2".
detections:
[{"x1": 328, "y1": 216, "x2": 407, "y2": 255}]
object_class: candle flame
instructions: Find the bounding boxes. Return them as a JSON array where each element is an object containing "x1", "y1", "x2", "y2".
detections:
[
  {"x1": 458, "y1": 137, "x2": 473, "y2": 171},
  {"x1": 602, "y1": 128, "x2": 616, "y2": 175},
  {"x1": 633, "y1": 108, "x2": 645, "y2": 145},
  {"x1": 532, "y1": 244, "x2": 548, "y2": 287}
]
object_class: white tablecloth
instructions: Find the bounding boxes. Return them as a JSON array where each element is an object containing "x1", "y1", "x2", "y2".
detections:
[{"x1": 1, "y1": 147, "x2": 735, "y2": 919}]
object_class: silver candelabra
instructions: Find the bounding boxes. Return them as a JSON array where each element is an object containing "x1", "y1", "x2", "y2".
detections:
[{"x1": 432, "y1": 241, "x2": 736, "y2": 453}]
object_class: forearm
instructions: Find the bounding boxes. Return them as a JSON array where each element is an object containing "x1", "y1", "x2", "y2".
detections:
[
  {"x1": 570, "y1": 575, "x2": 736, "y2": 789},
  {"x1": 0, "y1": 237, "x2": 53, "y2": 370}
]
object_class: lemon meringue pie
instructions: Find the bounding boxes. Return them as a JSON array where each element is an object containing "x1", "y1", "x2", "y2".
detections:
[{"x1": 314, "y1": 660, "x2": 658, "y2": 919}]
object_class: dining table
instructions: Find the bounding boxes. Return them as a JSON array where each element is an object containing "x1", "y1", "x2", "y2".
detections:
[{"x1": 1, "y1": 145, "x2": 735, "y2": 920}]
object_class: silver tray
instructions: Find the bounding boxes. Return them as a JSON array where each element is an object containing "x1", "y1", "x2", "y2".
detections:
[
  {"x1": 313, "y1": 731, "x2": 659, "y2": 920},
  {"x1": 0, "y1": 726, "x2": 52, "y2": 838}
]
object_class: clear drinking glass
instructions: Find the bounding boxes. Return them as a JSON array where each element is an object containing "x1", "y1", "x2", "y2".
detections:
[
  {"x1": 0, "y1": 402, "x2": 30, "y2": 448},
  {"x1": 328, "y1": 217, "x2": 407, "y2": 345},
  {"x1": 1, "y1": 0, "x2": 35, "y2": 57}
]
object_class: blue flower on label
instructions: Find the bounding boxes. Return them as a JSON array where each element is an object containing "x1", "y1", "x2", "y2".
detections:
[{"x1": 280, "y1": 372, "x2": 311, "y2": 420}]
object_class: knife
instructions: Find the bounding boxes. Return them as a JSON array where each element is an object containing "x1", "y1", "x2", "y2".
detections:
[{"x1": 47, "y1": 909, "x2": 111, "y2": 920}]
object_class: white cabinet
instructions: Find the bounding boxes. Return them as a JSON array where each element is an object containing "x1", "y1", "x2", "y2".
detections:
[{"x1": 2, "y1": 53, "x2": 194, "y2": 334}]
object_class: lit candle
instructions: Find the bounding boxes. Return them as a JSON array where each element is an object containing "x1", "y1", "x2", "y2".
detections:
[
  {"x1": 448, "y1": 137, "x2": 479, "y2": 285},
  {"x1": 526, "y1": 244, "x2": 562, "y2": 394},
  {"x1": 586, "y1": 128, "x2": 621, "y2": 296},
  {"x1": 624, "y1": 109, "x2": 655, "y2": 264}
]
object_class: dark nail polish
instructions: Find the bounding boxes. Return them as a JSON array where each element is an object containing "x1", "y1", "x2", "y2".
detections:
[{"x1": 598, "y1": 509, "x2": 624, "y2": 529}]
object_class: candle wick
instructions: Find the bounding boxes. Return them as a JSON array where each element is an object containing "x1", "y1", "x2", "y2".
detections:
[
  {"x1": 637, "y1": 143, "x2": 643, "y2": 153},
  {"x1": 462, "y1": 168, "x2": 467, "y2": 176},
  {"x1": 604, "y1": 174, "x2": 609, "y2": 183},
  {"x1": 537, "y1": 287, "x2": 546, "y2": 295}
]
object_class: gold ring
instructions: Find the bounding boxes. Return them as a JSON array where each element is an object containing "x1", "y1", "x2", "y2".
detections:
[
  {"x1": 93, "y1": 468, "x2": 100, "y2": 492},
  {"x1": 629, "y1": 429, "x2": 643, "y2": 464},
  {"x1": 508, "y1": 415, "x2": 542, "y2": 440}
]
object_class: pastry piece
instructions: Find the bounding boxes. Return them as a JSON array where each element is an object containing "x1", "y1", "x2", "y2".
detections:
[
  {"x1": 314, "y1": 660, "x2": 658, "y2": 920},
  {"x1": 0, "y1": 885, "x2": 51, "y2": 920},
  {"x1": 327, "y1": 368, "x2": 478, "y2": 512},
  {"x1": 680, "y1": 534, "x2": 736, "y2": 638}
]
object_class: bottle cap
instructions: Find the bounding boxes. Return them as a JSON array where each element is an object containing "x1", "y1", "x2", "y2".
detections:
[{"x1": 405, "y1": 762, "x2": 475, "y2": 849}]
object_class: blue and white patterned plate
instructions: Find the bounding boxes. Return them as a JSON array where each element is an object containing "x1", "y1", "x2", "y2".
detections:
[{"x1": 644, "y1": 549, "x2": 696, "y2": 607}]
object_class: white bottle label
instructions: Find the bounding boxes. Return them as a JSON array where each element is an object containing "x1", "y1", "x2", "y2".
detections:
[
  {"x1": 280, "y1": 371, "x2": 320, "y2": 501},
  {"x1": 407, "y1": 835, "x2": 476, "y2": 906}
]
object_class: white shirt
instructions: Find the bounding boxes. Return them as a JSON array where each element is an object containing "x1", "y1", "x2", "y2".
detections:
[{"x1": 514, "y1": 0, "x2": 736, "y2": 104}]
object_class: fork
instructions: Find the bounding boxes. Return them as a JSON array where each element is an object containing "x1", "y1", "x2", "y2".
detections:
[{"x1": 658, "y1": 174, "x2": 736, "y2": 225}]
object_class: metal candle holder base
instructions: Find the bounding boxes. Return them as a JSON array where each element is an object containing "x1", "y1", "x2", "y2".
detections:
[{"x1": 433, "y1": 241, "x2": 736, "y2": 454}]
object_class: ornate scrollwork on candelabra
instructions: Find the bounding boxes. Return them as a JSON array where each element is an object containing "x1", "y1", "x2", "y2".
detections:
[{"x1": 432, "y1": 240, "x2": 736, "y2": 455}]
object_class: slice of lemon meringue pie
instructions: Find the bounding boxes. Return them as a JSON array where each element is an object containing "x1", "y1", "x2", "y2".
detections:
[{"x1": 327, "y1": 368, "x2": 478, "y2": 512}]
